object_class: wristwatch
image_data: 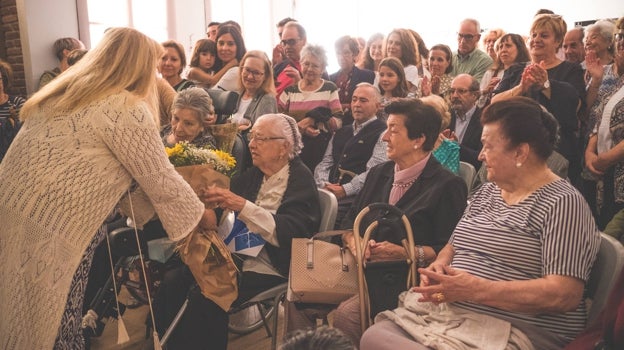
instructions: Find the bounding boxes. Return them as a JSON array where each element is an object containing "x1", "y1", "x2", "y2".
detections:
[
  {"x1": 542, "y1": 79, "x2": 551, "y2": 90},
  {"x1": 417, "y1": 245, "x2": 426, "y2": 268}
]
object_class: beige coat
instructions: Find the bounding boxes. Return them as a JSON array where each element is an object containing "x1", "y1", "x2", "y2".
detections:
[{"x1": 0, "y1": 91, "x2": 204, "y2": 349}]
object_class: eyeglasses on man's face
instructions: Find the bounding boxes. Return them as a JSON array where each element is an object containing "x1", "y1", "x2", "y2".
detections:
[
  {"x1": 448, "y1": 88, "x2": 476, "y2": 95},
  {"x1": 457, "y1": 33, "x2": 477, "y2": 41},
  {"x1": 281, "y1": 38, "x2": 300, "y2": 47}
]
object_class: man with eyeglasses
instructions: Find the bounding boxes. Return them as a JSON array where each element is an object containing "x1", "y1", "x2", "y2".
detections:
[
  {"x1": 450, "y1": 18, "x2": 493, "y2": 82},
  {"x1": 272, "y1": 17, "x2": 297, "y2": 68},
  {"x1": 314, "y1": 83, "x2": 388, "y2": 227},
  {"x1": 206, "y1": 21, "x2": 220, "y2": 41},
  {"x1": 274, "y1": 21, "x2": 308, "y2": 95},
  {"x1": 447, "y1": 74, "x2": 483, "y2": 169}
]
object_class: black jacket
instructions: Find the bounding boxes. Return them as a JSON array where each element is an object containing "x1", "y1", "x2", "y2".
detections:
[
  {"x1": 232, "y1": 157, "x2": 321, "y2": 276},
  {"x1": 450, "y1": 107, "x2": 483, "y2": 170},
  {"x1": 341, "y1": 157, "x2": 467, "y2": 253}
]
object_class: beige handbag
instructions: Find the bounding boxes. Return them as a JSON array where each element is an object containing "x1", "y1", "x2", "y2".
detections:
[{"x1": 289, "y1": 230, "x2": 358, "y2": 304}]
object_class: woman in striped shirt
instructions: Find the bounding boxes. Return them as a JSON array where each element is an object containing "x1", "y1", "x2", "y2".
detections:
[{"x1": 361, "y1": 97, "x2": 601, "y2": 350}]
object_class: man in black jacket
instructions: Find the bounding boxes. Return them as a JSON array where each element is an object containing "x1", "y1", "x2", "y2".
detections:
[
  {"x1": 314, "y1": 83, "x2": 387, "y2": 228},
  {"x1": 448, "y1": 74, "x2": 483, "y2": 169}
]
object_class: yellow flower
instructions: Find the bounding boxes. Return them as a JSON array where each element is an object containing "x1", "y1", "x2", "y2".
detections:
[
  {"x1": 165, "y1": 143, "x2": 184, "y2": 157},
  {"x1": 214, "y1": 149, "x2": 237, "y2": 169}
]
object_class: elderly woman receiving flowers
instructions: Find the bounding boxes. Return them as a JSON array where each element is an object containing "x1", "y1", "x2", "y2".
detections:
[{"x1": 156, "y1": 113, "x2": 321, "y2": 350}]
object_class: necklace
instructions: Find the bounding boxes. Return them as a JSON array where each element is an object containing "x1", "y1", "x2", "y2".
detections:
[{"x1": 392, "y1": 179, "x2": 416, "y2": 189}]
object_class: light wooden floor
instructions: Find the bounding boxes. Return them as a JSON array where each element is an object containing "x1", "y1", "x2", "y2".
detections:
[{"x1": 90, "y1": 292, "x2": 284, "y2": 350}]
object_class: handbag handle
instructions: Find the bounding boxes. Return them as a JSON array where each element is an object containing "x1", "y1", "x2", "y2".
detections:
[
  {"x1": 305, "y1": 240, "x2": 351, "y2": 272},
  {"x1": 305, "y1": 230, "x2": 352, "y2": 272},
  {"x1": 352, "y1": 203, "x2": 417, "y2": 334}
]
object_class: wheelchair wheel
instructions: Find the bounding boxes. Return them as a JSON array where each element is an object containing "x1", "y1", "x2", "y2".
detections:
[{"x1": 227, "y1": 299, "x2": 277, "y2": 335}]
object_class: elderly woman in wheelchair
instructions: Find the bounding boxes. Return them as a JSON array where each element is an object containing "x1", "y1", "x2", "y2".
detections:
[
  {"x1": 156, "y1": 113, "x2": 321, "y2": 349},
  {"x1": 285, "y1": 98, "x2": 468, "y2": 344},
  {"x1": 360, "y1": 98, "x2": 602, "y2": 350}
]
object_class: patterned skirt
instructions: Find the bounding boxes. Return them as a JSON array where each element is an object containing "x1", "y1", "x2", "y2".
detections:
[{"x1": 53, "y1": 224, "x2": 106, "y2": 349}]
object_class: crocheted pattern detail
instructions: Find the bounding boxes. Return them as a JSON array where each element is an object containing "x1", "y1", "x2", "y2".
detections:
[{"x1": 0, "y1": 92, "x2": 204, "y2": 349}]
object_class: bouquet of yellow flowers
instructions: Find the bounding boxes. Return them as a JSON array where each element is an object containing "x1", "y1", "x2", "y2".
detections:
[
  {"x1": 165, "y1": 142, "x2": 236, "y2": 207},
  {"x1": 165, "y1": 141, "x2": 236, "y2": 175},
  {"x1": 165, "y1": 141, "x2": 239, "y2": 311}
]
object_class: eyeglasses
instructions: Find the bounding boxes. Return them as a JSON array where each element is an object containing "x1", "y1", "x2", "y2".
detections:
[
  {"x1": 242, "y1": 67, "x2": 265, "y2": 79},
  {"x1": 615, "y1": 33, "x2": 624, "y2": 42},
  {"x1": 249, "y1": 133, "x2": 285, "y2": 144},
  {"x1": 448, "y1": 88, "x2": 476, "y2": 95},
  {"x1": 281, "y1": 38, "x2": 300, "y2": 46},
  {"x1": 457, "y1": 33, "x2": 477, "y2": 41}
]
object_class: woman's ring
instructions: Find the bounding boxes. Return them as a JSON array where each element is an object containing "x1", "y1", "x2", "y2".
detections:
[{"x1": 433, "y1": 292, "x2": 445, "y2": 302}]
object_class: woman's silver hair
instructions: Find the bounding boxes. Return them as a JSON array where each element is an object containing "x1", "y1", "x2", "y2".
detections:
[
  {"x1": 585, "y1": 19, "x2": 616, "y2": 54},
  {"x1": 300, "y1": 44, "x2": 328, "y2": 69},
  {"x1": 172, "y1": 87, "x2": 215, "y2": 123},
  {"x1": 256, "y1": 113, "x2": 303, "y2": 160}
]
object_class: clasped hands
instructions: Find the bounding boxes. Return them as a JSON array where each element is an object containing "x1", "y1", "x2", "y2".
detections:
[
  {"x1": 410, "y1": 262, "x2": 480, "y2": 305},
  {"x1": 520, "y1": 61, "x2": 549, "y2": 93}
]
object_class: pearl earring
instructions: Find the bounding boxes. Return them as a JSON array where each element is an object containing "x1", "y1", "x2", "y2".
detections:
[
  {"x1": 516, "y1": 162, "x2": 522, "y2": 168},
  {"x1": 413, "y1": 145, "x2": 419, "y2": 150}
]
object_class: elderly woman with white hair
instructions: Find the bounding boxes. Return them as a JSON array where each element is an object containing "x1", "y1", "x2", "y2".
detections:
[
  {"x1": 278, "y1": 44, "x2": 343, "y2": 171},
  {"x1": 160, "y1": 113, "x2": 322, "y2": 350},
  {"x1": 161, "y1": 87, "x2": 217, "y2": 148}
]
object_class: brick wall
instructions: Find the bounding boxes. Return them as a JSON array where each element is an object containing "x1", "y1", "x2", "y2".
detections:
[{"x1": 1, "y1": 0, "x2": 26, "y2": 97}]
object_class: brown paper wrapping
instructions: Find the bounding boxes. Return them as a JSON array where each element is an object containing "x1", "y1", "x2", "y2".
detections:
[
  {"x1": 178, "y1": 228, "x2": 239, "y2": 311},
  {"x1": 174, "y1": 164, "x2": 238, "y2": 311},
  {"x1": 175, "y1": 164, "x2": 230, "y2": 208}
]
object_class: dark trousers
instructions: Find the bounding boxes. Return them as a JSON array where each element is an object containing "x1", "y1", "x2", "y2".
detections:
[{"x1": 157, "y1": 267, "x2": 285, "y2": 350}]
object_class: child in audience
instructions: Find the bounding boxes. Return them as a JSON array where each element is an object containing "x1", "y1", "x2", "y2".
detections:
[{"x1": 188, "y1": 39, "x2": 218, "y2": 88}]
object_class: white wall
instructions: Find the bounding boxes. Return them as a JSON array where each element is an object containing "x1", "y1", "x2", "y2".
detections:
[{"x1": 16, "y1": 0, "x2": 81, "y2": 94}]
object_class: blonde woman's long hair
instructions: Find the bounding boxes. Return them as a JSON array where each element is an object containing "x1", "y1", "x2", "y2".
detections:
[{"x1": 21, "y1": 27, "x2": 163, "y2": 121}]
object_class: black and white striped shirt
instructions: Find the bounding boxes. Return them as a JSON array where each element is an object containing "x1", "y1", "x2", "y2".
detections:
[{"x1": 450, "y1": 179, "x2": 601, "y2": 341}]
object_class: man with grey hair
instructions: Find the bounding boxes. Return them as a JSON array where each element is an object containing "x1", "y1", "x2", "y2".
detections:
[
  {"x1": 450, "y1": 19, "x2": 493, "y2": 81},
  {"x1": 447, "y1": 74, "x2": 483, "y2": 169},
  {"x1": 314, "y1": 83, "x2": 387, "y2": 227},
  {"x1": 563, "y1": 27, "x2": 586, "y2": 65}
]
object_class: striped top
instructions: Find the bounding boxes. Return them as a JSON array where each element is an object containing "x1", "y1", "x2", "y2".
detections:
[
  {"x1": 278, "y1": 80, "x2": 342, "y2": 122},
  {"x1": 450, "y1": 179, "x2": 601, "y2": 341}
]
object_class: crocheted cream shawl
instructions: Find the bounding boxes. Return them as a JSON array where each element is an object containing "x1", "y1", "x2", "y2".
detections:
[{"x1": 0, "y1": 92, "x2": 205, "y2": 349}]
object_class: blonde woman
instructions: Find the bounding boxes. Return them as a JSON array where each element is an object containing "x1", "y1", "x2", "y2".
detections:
[{"x1": 0, "y1": 27, "x2": 214, "y2": 349}]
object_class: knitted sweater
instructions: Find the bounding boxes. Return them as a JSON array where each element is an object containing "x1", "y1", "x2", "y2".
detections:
[{"x1": 0, "y1": 91, "x2": 205, "y2": 349}]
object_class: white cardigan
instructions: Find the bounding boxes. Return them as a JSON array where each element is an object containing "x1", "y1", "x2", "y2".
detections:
[{"x1": 0, "y1": 91, "x2": 204, "y2": 349}]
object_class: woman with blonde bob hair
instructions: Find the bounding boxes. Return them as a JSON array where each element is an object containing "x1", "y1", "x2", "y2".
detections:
[{"x1": 0, "y1": 27, "x2": 215, "y2": 349}]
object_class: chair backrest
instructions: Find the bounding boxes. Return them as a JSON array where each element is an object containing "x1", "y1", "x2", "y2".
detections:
[
  {"x1": 586, "y1": 233, "x2": 624, "y2": 324},
  {"x1": 458, "y1": 161, "x2": 476, "y2": 193},
  {"x1": 317, "y1": 188, "x2": 338, "y2": 232},
  {"x1": 204, "y1": 88, "x2": 239, "y2": 123}
]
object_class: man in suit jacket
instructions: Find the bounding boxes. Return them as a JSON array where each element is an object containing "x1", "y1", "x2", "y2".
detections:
[{"x1": 448, "y1": 74, "x2": 483, "y2": 169}]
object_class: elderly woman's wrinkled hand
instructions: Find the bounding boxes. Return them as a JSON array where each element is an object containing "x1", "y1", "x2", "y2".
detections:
[
  {"x1": 199, "y1": 185, "x2": 247, "y2": 212},
  {"x1": 585, "y1": 50, "x2": 604, "y2": 83},
  {"x1": 368, "y1": 240, "x2": 407, "y2": 261},
  {"x1": 412, "y1": 265, "x2": 480, "y2": 304}
]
